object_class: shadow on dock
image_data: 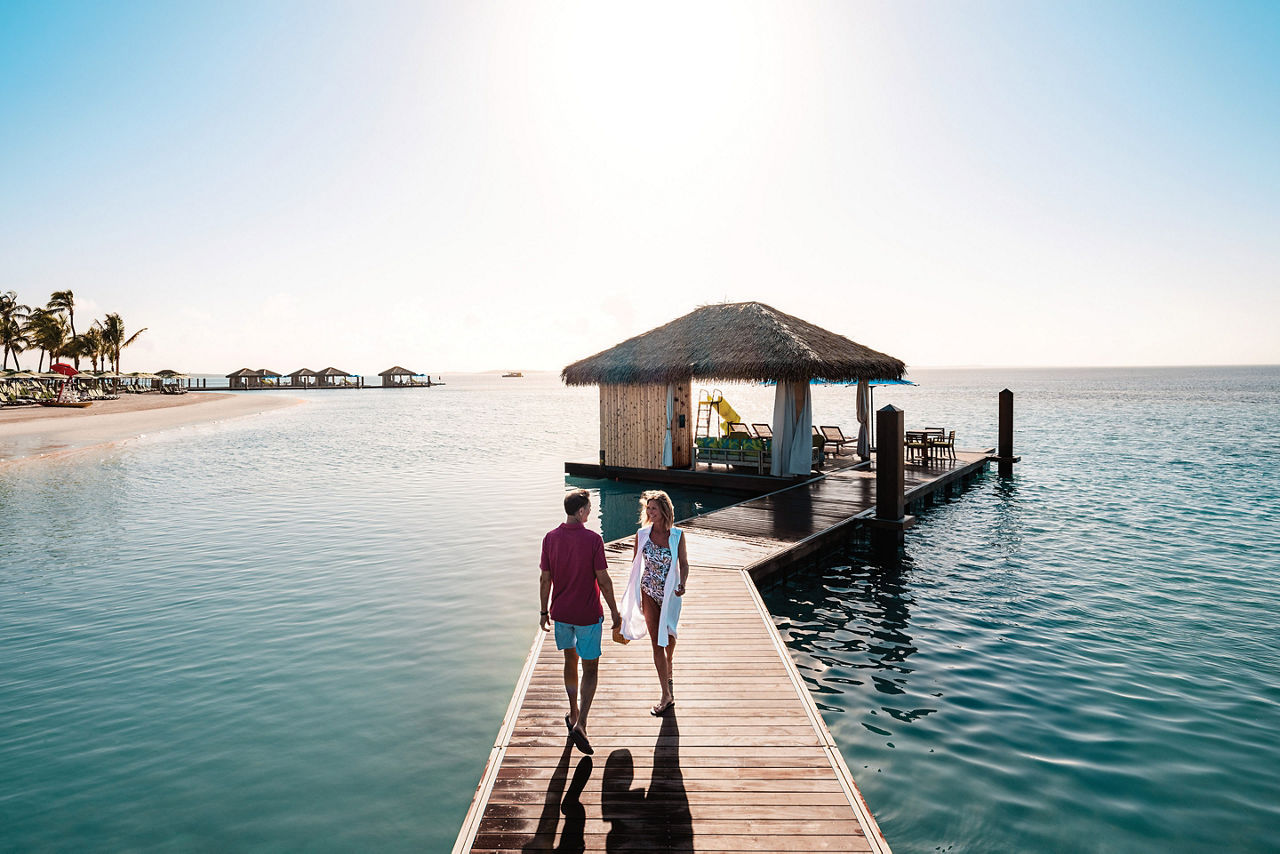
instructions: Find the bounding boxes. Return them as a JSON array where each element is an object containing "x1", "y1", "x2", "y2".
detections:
[{"x1": 602, "y1": 713, "x2": 691, "y2": 853}]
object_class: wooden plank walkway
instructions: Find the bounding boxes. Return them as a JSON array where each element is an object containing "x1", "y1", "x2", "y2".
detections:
[{"x1": 454, "y1": 450, "x2": 992, "y2": 852}]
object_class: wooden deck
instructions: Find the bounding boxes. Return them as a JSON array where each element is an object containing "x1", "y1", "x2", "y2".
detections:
[{"x1": 454, "y1": 450, "x2": 992, "y2": 852}]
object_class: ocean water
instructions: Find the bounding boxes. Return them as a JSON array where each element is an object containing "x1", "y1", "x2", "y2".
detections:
[{"x1": 1, "y1": 367, "x2": 1277, "y2": 852}]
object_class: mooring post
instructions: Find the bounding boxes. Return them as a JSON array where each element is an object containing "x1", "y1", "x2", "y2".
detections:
[
  {"x1": 996, "y1": 388, "x2": 1020, "y2": 477},
  {"x1": 869, "y1": 404, "x2": 915, "y2": 546}
]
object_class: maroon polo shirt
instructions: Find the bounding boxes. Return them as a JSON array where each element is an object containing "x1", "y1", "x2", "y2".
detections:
[{"x1": 539, "y1": 521, "x2": 607, "y2": 626}]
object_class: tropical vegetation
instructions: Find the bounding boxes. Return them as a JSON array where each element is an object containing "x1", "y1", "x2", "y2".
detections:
[{"x1": 0, "y1": 289, "x2": 147, "y2": 374}]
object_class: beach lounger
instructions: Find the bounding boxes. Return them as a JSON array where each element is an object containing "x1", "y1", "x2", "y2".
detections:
[{"x1": 819, "y1": 425, "x2": 857, "y2": 457}]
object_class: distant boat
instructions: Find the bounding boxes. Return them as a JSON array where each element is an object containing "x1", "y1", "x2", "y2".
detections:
[{"x1": 502, "y1": 372, "x2": 524, "y2": 378}]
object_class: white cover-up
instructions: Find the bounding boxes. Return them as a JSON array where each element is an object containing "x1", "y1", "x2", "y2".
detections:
[{"x1": 620, "y1": 525, "x2": 683, "y2": 647}]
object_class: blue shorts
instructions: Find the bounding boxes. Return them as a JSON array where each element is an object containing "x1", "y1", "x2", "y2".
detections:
[{"x1": 554, "y1": 617, "x2": 604, "y2": 660}]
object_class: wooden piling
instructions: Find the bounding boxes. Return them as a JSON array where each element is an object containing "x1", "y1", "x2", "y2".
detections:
[
  {"x1": 867, "y1": 405, "x2": 915, "y2": 545},
  {"x1": 996, "y1": 388, "x2": 1020, "y2": 477}
]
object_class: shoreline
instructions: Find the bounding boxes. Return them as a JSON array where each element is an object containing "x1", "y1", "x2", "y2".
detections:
[{"x1": 0, "y1": 392, "x2": 302, "y2": 466}]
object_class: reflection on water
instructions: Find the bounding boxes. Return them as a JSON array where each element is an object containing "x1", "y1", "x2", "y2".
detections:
[{"x1": 765, "y1": 544, "x2": 920, "y2": 724}]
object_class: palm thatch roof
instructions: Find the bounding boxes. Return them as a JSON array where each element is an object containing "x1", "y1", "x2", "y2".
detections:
[
  {"x1": 289, "y1": 368, "x2": 318, "y2": 378},
  {"x1": 318, "y1": 367, "x2": 351, "y2": 377},
  {"x1": 562, "y1": 302, "x2": 905, "y2": 386},
  {"x1": 378, "y1": 366, "x2": 418, "y2": 377}
]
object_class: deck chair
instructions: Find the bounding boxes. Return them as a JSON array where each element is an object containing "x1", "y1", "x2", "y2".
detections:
[
  {"x1": 819, "y1": 425, "x2": 857, "y2": 457},
  {"x1": 728, "y1": 422, "x2": 755, "y2": 437},
  {"x1": 904, "y1": 431, "x2": 929, "y2": 463},
  {"x1": 930, "y1": 430, "x2": 956, "y2": 461},
  {"x1": 751, "y1": 423, "x2": 773, "y2": 439}
]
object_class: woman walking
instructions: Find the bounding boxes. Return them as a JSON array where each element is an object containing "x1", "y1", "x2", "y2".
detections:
[{"x1": 619, "y1": 489, "x2": 689, "y2": 716}]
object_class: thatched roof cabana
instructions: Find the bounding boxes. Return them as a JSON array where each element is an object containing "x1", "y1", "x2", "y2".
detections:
[
  {"x1": 562, "y1": 302, "x2": 905, "y2": 476},
  {"x1": 226, "y1": 367, "x2": 261, "y2": 389},
  {"x1": 287, "y1": 368, "x2": 317, "y2": 388},
  {"x1": 378, "y1": 366, "x2": 420, "y2": 387},
  {"x1": 562, "y1": 302, "x2": 904, "y2": 386},
  {"x1": 317, "y1": 366, "x2": 360, "y2": 388}
]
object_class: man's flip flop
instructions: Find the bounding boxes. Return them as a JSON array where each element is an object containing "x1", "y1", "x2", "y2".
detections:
[
  {"x1": 569, "y1": 726, "x2": 594, "y2": 755},
  {"x1": 564, "y1": 714, "x2": 574, "y2": 733}
]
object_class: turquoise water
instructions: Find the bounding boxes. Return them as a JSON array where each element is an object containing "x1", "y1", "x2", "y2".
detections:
[
  {"x1": 2, "y1": 368, "x2": 1278, "y2": 852},
  {"x1": 762, "y1": 366, "x2": 1280, "y2": 853}
]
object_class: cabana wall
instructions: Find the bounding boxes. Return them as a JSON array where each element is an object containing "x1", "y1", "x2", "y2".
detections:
[{"x1": 599, "y1": 381, "x2": 691, "y2": 469}]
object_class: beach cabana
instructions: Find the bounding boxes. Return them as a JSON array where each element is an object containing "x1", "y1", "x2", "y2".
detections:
[
  {"x1": 378, "y1": 366, "x2": 420, "y2": 387},
  {"x1": 562, "y1": 302, "x2": 905, "y2": 476},
  {"x1": 317, "y1": 367, "x2": 360, "y2": 388},
  {"x1": 227, "y1": 368, "x2": 263, "y2": 389},
  {"x1": 288, "y1": 368, "x2": 317, "y2": 388}
]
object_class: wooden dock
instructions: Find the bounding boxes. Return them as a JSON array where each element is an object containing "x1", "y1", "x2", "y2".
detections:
[{"x1": 454, "y1": 450, "x2": 992, "y2": 852}]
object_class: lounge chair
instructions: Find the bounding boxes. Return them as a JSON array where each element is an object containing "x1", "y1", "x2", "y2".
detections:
[
  {"x1": 819, "y1": 425, "x2": 857, "y2": 457},
  {"x1": 728, "y1": 422, "x2": 755, "y2": 437},
  {"x1": 752, "y1": 423, "x2": 773, "y2": 439}
]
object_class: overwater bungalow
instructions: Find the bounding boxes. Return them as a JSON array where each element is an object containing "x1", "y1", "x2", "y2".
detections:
[
  {"x1": 226, "y1": 368, "x2": 262, "y2": 389},
  {"x1": 317, "y1": 367, "x2": 361, "y2": 388},
  {"x1": 562, "y1": 301, "x2": 905, "y2": 489},
  {"x1": 378, "y1": 366, "x2": 428, "y2": 387},
  {"x1": 225, "y1": 368, "x2": 281, "y2": 389},
  {"x1": 288, "y1": 368, "x2": 318, "y2": 389}
]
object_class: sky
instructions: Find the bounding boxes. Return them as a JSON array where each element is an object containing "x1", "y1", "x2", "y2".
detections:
[{"x1": 2, "y1": 0, "x2": 1277, "y2": 373}]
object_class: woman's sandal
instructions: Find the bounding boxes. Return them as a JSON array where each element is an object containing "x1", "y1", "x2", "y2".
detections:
[{"x1": 650, "y1": 698, "x2": 675, "y2": 716}]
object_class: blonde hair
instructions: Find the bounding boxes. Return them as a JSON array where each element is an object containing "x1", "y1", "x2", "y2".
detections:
[{"x1": 638, "y1": 490, "x2": 675, "y2": 530}]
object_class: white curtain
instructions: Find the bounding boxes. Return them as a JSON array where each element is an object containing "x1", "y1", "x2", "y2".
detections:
[
  {"x1": 856, "y1": 380, "x2": 871, "y2": 459},
  {"x1": 770, "y1": 380, "x2": 814, "y2": 476},
  {"x1": 662, "y1": 383, "x2": 674, "y2": 467}
]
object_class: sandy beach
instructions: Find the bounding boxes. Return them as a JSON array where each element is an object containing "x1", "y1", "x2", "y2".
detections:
[{"x1": 0, "y1": 392, "x2": 301, "y2": 465}]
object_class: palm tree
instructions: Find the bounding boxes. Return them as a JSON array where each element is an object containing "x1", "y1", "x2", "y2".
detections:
[
  {"x1": 98, "y1": 313, "x2": 147, "y2": 374},
  {"x1": 79, "y1": 326, "x2": 106, "y2": 372},
  {"x1": 48, "y1": 290, "x2": 77, "y2": 339},
  {"x1": 63, "y1": 333, "x2": 96, "y2": 372},
  {"x1": 1, "y1": 291, "x2": 31, "y2": 370},
  {"x1": 26, "y1": 308, "x2": 68, "y2": 372}
]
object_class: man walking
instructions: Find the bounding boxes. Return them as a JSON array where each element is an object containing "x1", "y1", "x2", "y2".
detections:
[{"x1": 540, "y1": 489, "x2": 621, "y2": 755}]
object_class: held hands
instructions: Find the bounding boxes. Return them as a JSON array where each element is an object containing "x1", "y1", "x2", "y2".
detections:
[{"x1": 610, "y1": 611, "x2": 622, "y2": 635}]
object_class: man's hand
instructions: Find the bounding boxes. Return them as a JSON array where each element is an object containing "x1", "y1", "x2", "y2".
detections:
[
  {"x1": 610, "y1": 610, "x2": 622, "y2": 635},
  {"x1": 540, "y1": 612, "x2": 551, "y2": 632}
]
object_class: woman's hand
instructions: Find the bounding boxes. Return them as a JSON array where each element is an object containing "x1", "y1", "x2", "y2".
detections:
[{"x1": 675, "y1": 582, "x2": 686, "y2": 597}]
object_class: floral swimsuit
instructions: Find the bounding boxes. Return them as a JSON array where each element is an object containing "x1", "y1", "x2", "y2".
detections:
[{"x1": 640, "y1": 538, "x2": 673, "y2": 603}]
